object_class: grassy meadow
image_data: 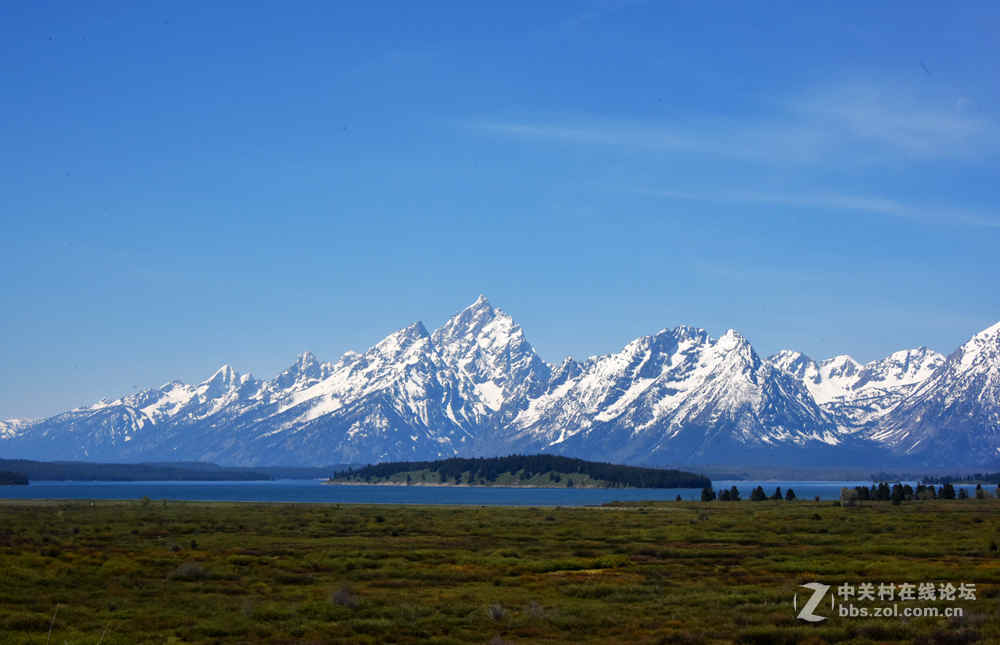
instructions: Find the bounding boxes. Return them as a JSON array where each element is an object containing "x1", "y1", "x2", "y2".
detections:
[{"x1": 0, "y1": 497, "x2": 997, "y2": 644}]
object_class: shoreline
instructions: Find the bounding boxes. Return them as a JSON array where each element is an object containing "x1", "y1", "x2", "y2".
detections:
[{"x1": 324, "y1": 480, "x2": 694, "y2": 489}]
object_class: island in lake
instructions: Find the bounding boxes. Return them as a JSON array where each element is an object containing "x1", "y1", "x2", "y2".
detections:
[
  {"x1": 327, "y1": 455, "x2": 711, "y2": 489},
  {"x1": 0, "y1": 470, "x2": 28, "y2": 485}
]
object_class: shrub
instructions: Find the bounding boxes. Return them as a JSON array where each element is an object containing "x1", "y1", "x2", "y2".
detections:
[
  {"x1": 168, "y1": 561, "x2": 211, "y2": 580},
  {"x1": 912, "y1": 627, "x2": 981, "y2": 645},
  {"x1": 331, "y1": 586, "x2": 359, "y2": 609},
  {"x1": 525, "y1": 600, "x2": 545, "y2": 619},
  {"x1": 101, "y1": 556, "x2": 140, "y2": 576}
]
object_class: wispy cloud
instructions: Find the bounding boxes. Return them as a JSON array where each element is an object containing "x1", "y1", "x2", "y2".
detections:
[
  {"x1": 789, "y1": 81, "x2": 991, "y2": 158},
  {"x1": 559, "y1": 0, "x2": 651, "y2": 32},
  {"x1": 644, "y1": 188, "x2": 1000, "y2": 229},
  {"x1": 464, "y1": 79, "x2": 998, "y2": 165},
  {"x1": 467, "y1": 118, "x2": 828, "y2": 164}
]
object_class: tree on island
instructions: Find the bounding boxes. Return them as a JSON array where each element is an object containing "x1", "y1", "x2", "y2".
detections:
[
  {"x1": 0, "y1": 471, "x2": 28, "y2": 485},
  {"x1": 701, "y1": 486, "x2": 716, "y2": 502},
  {"x1": 784, "y1": 488, "x2": 796, "y2": 501}
]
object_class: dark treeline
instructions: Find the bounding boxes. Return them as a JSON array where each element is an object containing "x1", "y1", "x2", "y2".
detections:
[
  {"x1": 0, "y1": 470, "x2": 29, "y2": 485},
  {"x1": 701, "y1": 482, "x2": 993, "y2": 505},
  {"x1": 868, "y1": 471, "x2": 1000, "y2": 485},
  {"x1": 332, "y1": 455, "x2": 711, "y2": 489},
  {"x1": 701, "y1": 486, "x2": 796, "y2": 502},
  {"x1": 251, "y1": 465, "x2": 357, "y2": 480},
  {"x1": 920, "y1": 472, "x2": 1000, "y2": 485},
  {"x1": 842, "y1": 482, "x2": 989, "y2": 505},
  {"x1": 0, "y1": 459, "x2": 272, "y2": 482}
]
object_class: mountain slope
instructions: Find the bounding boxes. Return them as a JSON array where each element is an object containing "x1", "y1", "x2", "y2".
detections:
[
  {"x1": 768, "y1": 347, "x2": 945, "y2": 426},
  {"x1": 511, "y1": 327, "x2": 845, "y2": 465},
  {"x1": 2, "y1": 299, "x2": 998, "y2": 468},
  {"x1": 0, "y1": 418, "x2": 33, "y2": 440},
  {"x1": 873, "y1": 322, "x2": 1000, "y2": 466},
  {"x1": 230, "y1": 321, "x2": 477, "y2": 464}
]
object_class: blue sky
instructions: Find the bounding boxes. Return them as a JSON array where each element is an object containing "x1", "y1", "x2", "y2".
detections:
[{"x1": 3, "y1": 1, "x2": 999, "y2": 419}]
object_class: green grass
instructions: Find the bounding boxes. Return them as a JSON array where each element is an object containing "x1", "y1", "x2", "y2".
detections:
[{"x1": 0, "y1": 498, "x2": 997, "y2": 643}]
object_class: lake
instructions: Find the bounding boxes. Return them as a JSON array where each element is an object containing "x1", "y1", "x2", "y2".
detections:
[{"x1": 0, "y1": 479, "x2": 978, "y2": 505}]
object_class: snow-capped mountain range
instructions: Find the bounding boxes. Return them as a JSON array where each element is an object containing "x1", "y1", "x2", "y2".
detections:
[
  {"x1": 3, "y1": 297, "x2": 999, "y2": 468},
  {"x1": 768, "y1": 347, "x2": 946, "y2": 426}
]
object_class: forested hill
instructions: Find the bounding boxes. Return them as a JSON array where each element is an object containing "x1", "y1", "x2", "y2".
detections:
[
  {"x1": 330, "y1": 455, "x2": 711, "y2": 489},
  {"x1": 0, "y1": 470, "x2": 28, "y2": 485}
]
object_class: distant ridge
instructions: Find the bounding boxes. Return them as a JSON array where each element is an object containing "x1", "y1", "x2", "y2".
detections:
[{"x1": 0, "y1": 459, "x2": 349, "y2": 482}]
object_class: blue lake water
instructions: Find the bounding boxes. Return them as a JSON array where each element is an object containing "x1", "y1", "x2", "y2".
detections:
[{"x1": 0, "y1": 479, "x2": 978, "y2": 505}]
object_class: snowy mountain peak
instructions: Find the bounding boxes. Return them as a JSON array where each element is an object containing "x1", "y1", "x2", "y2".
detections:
[
  {"x1": 370, "y1": 322, "x2": 432, "y2": 361},
  {"x1": 432, "y1": 297, "x2": 528, "y2": 361},
  {"x1": 0, "y1": 418, "x2": 34, "y2": 439},
  {"x1": 510, "y1": 320, "x2": 837, "y2": 463},
  {"x1": 204, "y1": 364, "x2": 239, "y2": 388},
  {"x1": 821, "y1": 354, "x2": 862, "y2": 376},
  {"x1": 863, "y1": 347, "x2": 945, "y2": 386},
  {"x1": 672, "y1": 325, "x2": 709, "y2": 342},
  {"x1": 768, "y1": 350, "x2": 819, "y2": 380},
  {"x1": 434, "y1": 296, "x2": 506, "y2": 341},
  {"x1": 273, "y1": 351, "x2": 329, "y2": 389},
  {"x1": 871, "y1": 321, "x2": 1000, "y2": 465},
  {"x1": 548, "y1": 356, "x2": 583, "y2": 391},
  {"x1": 717, "y1": 328, "x2": 748, "y2": 351},
  {"x1": 710, "y1": 329, "x2": 759, "y2": 371},
  {"x1": 769, "y1": 344, "x2": 945, "y2": 427},
  {"x1": 431, "y1": 297, "x2": 550, "y2": 417},
  {"x1": 973, "y1": 320, "x2": 1000, "y2": 340},
  {"x1": 333, "y1": 350, "x2": 362, "y2": 369},
  {"x1": 957, "y1": 320, "x2": 1000, "y2": 370}
]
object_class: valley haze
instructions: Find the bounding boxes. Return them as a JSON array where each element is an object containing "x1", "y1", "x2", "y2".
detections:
[{"x1": 3, "y1": 297, "x2": 998, "y2": 470}]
